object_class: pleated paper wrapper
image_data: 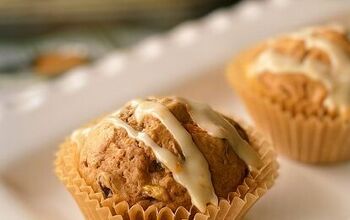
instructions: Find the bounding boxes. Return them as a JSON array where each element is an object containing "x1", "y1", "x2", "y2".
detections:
[
  {"x1": 227, "y1": 53, "x2": 350, "y2": 163},
  {"x1": 55, "y1": 125, "x2": 278, "y2": 220}
]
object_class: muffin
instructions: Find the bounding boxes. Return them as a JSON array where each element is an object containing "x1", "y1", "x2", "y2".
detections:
[
  {"x1": 55, "y1": 96, "x2": 277, "y2": 220},
  {"x1": 227, "y1": 24, "x2": 350, "y2": 163}
]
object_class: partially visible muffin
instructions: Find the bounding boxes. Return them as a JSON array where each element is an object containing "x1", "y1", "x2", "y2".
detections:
[
  {"x1": 227, "y1": 24, "x2": 350, "y2": 163},
  {"x1": 56, "y1": 96, "x2": 276, "y2": 220}
]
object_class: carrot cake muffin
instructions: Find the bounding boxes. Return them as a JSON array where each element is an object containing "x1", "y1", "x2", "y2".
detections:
[
  {"x1": 227, "y1": 24, "x2": 350, "y2": 163},
  {"x1": 55, "y1": 96, "x2": 277, "y2": 220}
]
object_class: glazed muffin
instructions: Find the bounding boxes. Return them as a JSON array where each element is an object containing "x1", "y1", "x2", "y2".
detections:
[
  {"x1": 227, "y1": 24, "x2": 350, "y2": 163},
  {"x1": 55, "y1": 96, "x2": 277, "y2": 220}
]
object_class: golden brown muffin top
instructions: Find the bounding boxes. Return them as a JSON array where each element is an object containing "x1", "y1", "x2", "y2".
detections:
[
  {"x1": 71, "y1": 97, "x2": 261, "y2": 212},
  {"x1": 245, "y1": 24, "x2": 350, "y2": 118}
]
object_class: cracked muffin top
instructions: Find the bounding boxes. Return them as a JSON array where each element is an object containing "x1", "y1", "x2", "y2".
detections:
[
  {"x1": 70, "y1": 96, "x2": 262, "y2": 213},
  {"x1": 240, "y1": 24, "x2": 350, "y2": 118}
]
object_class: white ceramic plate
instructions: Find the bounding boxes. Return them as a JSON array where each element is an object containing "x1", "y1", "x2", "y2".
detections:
[{"x1": 1, "y1": 0, "x2": 350, "y2": 219}]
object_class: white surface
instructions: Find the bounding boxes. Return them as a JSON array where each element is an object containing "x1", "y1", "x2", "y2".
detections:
[
  {"x1": 0, "y1": 183, "x2": 34, "y2": 220},
  {"x1": 2, "y1": 71, "x2": 350, "y2": 220},
  {"x1": 1, "y1": 0, "x2": 350, "y2": 219}
]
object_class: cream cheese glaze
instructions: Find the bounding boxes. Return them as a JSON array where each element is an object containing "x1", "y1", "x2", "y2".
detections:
[
  {"x1": 132, "y1": 99, "x2": 218, "y2": 212},
  {"x1": 71, "y1": 97, "x2": 261, "y2": 212},
  {"x1": 177, "y1": 98, "x2": 262, "y2": 169},
  {"x1": 249, "y1": 24, "x2": 350, "y2": 112}
]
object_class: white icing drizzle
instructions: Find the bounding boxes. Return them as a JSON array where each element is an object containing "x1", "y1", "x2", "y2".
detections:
[
  {"x1": 177, "y1": 98, "x2": 262, "y2": 169},
  {"x1": 249, "y1": 24, "x2": 350, "y2": 112},
  {"x1": 70, "y1": 97, "x2": 261, "y2": 212},
  {"x1": 71, "y1": 127, "x2": 91, "y2": 150},
  {"x1": 133, "y1": 100, "x2": 218, "y2": 212}
]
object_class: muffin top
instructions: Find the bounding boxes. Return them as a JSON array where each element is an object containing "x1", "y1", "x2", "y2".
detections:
[
  {"x1": 245, "y1": 24, "x2": 350, "y2": 118},
  {"x1": 71, "y1": 97, "x2": 261, "y2": 213}
]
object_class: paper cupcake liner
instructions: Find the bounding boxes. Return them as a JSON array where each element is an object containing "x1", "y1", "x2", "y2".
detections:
[
  {"x1": 55, "y1": 125, "x2": 278, "y2": 220},
  {"x1": 227, "y1": 58, "x2": 350, "y2": 163}
]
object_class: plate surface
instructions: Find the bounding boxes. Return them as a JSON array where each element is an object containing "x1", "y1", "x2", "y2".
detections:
[{"x1": 3, "y1": 71, "x2": 350, "y2": 220}]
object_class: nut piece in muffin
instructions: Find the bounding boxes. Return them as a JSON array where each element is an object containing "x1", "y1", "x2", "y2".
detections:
[{"x1": 71, "y1": 96, "x2": 262, "y2": 213}]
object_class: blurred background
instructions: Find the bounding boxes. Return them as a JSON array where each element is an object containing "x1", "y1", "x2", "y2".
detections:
[{"x1": 0, "y1": 0, "x2": 240, "y2": 97}]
